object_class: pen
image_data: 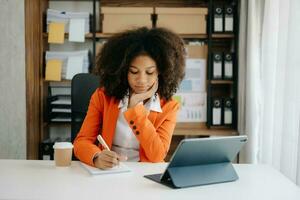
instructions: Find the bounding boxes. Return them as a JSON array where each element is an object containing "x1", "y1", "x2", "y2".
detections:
[{"x1": 97, "y1": 135, "x2": 110, "y2": 151}]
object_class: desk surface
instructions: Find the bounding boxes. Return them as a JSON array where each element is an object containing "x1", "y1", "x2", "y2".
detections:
[{"x1": 0, "y1": 160, "x2": 299, "y2": 200}]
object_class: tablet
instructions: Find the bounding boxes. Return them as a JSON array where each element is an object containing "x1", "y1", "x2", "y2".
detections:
[{"x1": 144, "y1": 135, "x2": 247, "y2": 188}]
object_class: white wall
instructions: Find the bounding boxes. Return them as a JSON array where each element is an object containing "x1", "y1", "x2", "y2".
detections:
[{"x1": 0, "y1": 0, "x2": 26, "y2": 159}]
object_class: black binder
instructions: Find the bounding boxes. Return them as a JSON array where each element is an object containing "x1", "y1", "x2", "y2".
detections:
[
  {"x1": 212, "y1": 52, "x2": 223, "y2": 79},
  {"x1": 224, "y1": 98, "x2": 233, "y2": 126},
  {"x1": 212, "y1": 98, "x2": 222, "y2": 125},
  {"x1": 224, "y1": 53, "x2": 234, "y2": 80},
  {"x1": 224, "y1": 5, "x2": 234, "y2": 32},
  {"x1": 213, "y1": 5, "x2": 224, "y2": 32}
]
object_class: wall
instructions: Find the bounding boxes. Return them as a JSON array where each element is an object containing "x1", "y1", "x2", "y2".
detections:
[{"x1": 0, "y1": 0, "x2": 26, "y2": 159}]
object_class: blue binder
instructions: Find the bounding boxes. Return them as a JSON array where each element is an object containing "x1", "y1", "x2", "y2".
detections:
[{"x1": 144, "y1": 135, "x2": 247, "y2": 188}]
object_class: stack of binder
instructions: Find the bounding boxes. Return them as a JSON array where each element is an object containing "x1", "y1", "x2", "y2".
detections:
[
  {"x1": 213, "y1": 4, "x2": 235, "y2": 33},
  {"x1": 211, "y1": 52, "x2": 235, "y2": 80},
  {"x1": 210, "y1": 97, "x2": 234, "y2": 127},
  {"x1": 47, "y1": 9, "x2": 90, "y2": 33}
]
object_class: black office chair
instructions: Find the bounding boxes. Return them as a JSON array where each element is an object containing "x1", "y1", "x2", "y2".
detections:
[{"x1": 71, "y1": 73, "x2": 100, "y2": 143}]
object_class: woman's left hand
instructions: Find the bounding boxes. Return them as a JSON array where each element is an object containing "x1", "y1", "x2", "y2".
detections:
[{"x1": 128, "y1": 80, "x2": 158, "y2": 108}]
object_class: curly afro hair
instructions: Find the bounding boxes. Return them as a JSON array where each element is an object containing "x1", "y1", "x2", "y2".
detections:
[{"x1": 94, "y1": 27, "x2": 186, "y2": 101}]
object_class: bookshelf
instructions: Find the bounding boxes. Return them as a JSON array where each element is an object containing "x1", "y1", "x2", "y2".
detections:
[
  {"x1": 25, "y1": 0, "x2": 239, "y2": 159},
  {"x1": 43, "y1": 32, "x2": 235, "y2": 39}
]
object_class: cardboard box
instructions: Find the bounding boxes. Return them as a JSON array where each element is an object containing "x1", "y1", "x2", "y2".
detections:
[
  {"x1": 101, "y1": 7, "x2": 153, "y2": 33},
  {"x1": 186, "y1": 44, "x2": 208, "y2": 59},
  {"x1": 156, "y1": 8, "x2": 208, "y2": 34}
]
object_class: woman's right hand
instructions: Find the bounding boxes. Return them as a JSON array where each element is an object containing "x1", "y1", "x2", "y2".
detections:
[{"x1": 93, "y1": 150, "x2": 123, "y2": 170}]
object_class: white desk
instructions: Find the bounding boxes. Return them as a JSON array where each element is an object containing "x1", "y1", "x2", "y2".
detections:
[{"x1": 0, "y1": 160, "x2": 299, "y2": 200}]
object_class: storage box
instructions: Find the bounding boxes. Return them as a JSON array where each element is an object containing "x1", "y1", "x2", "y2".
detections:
[
  {"x1": 186, "y1": 44, "x2": 208, "y2": 59},
  {"x1": 156, "y1": 8, "x2": 208, "y2": 34},
  {"x1": 101, "y1": 7, "x2": 153, "y2": 33}
]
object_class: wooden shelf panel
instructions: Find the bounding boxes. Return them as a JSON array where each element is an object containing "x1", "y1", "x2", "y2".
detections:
[
  {"x1": 210, "y1": 80, "x2": 234, "y2": 84},
  {"x1": 101, "y1": 0, "x2": 208, "y2": 7},
  {"x1": 174, "y1": 122, "x2": 238, "y2": 136},
  {"x1": 44, "y1": 79, "x2": 71, "y2": 83},
  {"x1": 212, "y1": 34, "x2": 235, "y2": 38},
  {"x1": 43, "y1": 33, "x2": 235, "y2": 40}
]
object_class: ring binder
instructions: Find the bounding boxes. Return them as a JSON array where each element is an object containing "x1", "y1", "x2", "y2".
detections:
[
  {"x1": 212, "y1": 52, "x2": 223, "y2": 79},
  {"x1": 224, "y1": 98, "x2": 233, "y2": 125},
  {"x1": 213, "y1": 6, "x2": 224, "y2": 32},
  {"x1": 212, "y1": 98, "x2": 222, "y2": 125},
  {"x1": 225, "y1": 5, "x2": 234, "y2": 32},
  {"x1": 224, "y1": 53, "x2": 234, "y2": 79}
]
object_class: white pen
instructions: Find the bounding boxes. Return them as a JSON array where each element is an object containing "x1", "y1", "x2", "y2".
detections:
[{"x1": 97, "y1": 135, "x2": 110, "y2": 151}]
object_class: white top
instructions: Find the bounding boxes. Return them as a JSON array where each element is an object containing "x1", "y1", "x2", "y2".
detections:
[
  {"x1": 112, "y1": 94, "x2": 162, "y2": 161},
  {"x1": 0, "y1": 160, "x2": 300, "y2": 200}
]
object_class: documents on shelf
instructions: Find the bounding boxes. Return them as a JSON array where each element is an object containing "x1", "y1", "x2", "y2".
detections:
[
  {"x1": 50, "y1": 86, "x2": 71, "y2": 96},
  {"x1": 66, "y1": 56, "x2": 84, "y2": 80},
  {"x1": 80, "y1": 162, "x2": 131, "y2": 175},
  {"x1": 174, "y1": 92, "x2": 207, "y2": 122},
  {"x1": 178, "y1": 58, "x2": 206, "y2": 92},
  {"x1": 51, "y1": 98, "x2": 71, "y2": 106},
  {"x1": 52, "y1": 108, "x2": 71, "y2": 113},
  {"x1": 47, "y1": 9, "x2": 90, "y2": 33},
  {"x1": 175, "y1": 42, "x2": 207, "y2": 122},
  {"x1": 45, "y1": 50, "x2": 89, "y2": 80}
]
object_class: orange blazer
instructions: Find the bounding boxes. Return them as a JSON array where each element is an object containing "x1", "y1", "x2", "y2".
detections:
[{"x1": 73, "y1": 88, "x2": 179, "y2": 166}]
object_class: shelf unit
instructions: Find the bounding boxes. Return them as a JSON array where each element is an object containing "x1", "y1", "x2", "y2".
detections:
[
  {"x1": 206, "y1": 0, "x2": 239, "y2": 131},
  {"x1": 43, "y1": 32, "x2": 235, "y2": 39},
  {"x1": 25, "y1": 0, "x2": 239, "y2": 159}
]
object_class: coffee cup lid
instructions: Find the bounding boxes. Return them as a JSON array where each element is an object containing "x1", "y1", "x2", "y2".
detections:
[{"x1": 53, "y1": 142, "x2": 73, "y2": 149}]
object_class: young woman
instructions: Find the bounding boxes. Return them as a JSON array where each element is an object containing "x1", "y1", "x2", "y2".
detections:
[{"x1": 73, "y1": 27, "x2": 186, "y2": 169}]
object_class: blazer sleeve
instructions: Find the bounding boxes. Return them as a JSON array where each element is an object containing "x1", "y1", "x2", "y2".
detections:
[
  {"x1": 73, "y1": 89, "x2": 103, "y2": 166},
  {"x1": 123, "y1": 100, "x2": 179, "y2": 162}
]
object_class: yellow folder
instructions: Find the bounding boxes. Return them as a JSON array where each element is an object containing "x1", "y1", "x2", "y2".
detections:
[
  {"x1": 45, "y1": 60, "x2": 62, "y2": 81},
  {"x1": 48, "y1": 22, "x2": 65, "y2": 44}
]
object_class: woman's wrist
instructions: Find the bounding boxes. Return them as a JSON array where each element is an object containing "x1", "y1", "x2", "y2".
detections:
[
  {"x1": 128, "y1": 99, "x2": 143, "y2": 108},
  {"x1": 92, "y1": 152, "x2": 101, "y2": 164}
]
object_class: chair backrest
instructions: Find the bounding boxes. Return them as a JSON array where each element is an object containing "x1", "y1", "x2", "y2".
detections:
[{"x1": 71, "y1": 73, "x2": 100, "y2": 142}]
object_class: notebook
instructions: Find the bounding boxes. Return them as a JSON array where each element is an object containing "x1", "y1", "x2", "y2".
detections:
[{"x1": 80, "y1": 162, "x2": 131, "y2": 175}]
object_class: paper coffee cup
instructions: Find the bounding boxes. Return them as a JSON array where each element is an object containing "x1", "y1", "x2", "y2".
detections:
[{"x1": 53, "y1": 142, "x2": 73, "y2": 167}]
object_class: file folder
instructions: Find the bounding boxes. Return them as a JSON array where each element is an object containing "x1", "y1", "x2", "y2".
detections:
[
  {"x1": 145, "y1": 136, "x2": 248, "y2": 188},
  {"x1": 212, "y1": 98, "x2": 222, "y2": 125},
  {"x1": 48, "y1": 22, "x2": 65, "y2": 44},
  {"x1": 212, "y1": 53, "x2": 223, "y2": 79},
  {"x1": 213, "y1": 6, "x2": 223, "y2": 32},
  {"x1": 224, "y1": 53, "x2": 233, "y2": 79},
  {"x1": 225, "y1": 5, "x2": 234, "y2": 32},
  {"x1": 45, "y1": 59, "x2": 62, "y2": 81},
  {"x1": 224, "y1": 98, "x2": 233, "y2": 125}
]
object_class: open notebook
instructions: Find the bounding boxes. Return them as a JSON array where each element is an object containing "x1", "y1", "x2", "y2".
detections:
[{"x1": 80, "y1": 162, "x2": 131, "y2": 175}]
